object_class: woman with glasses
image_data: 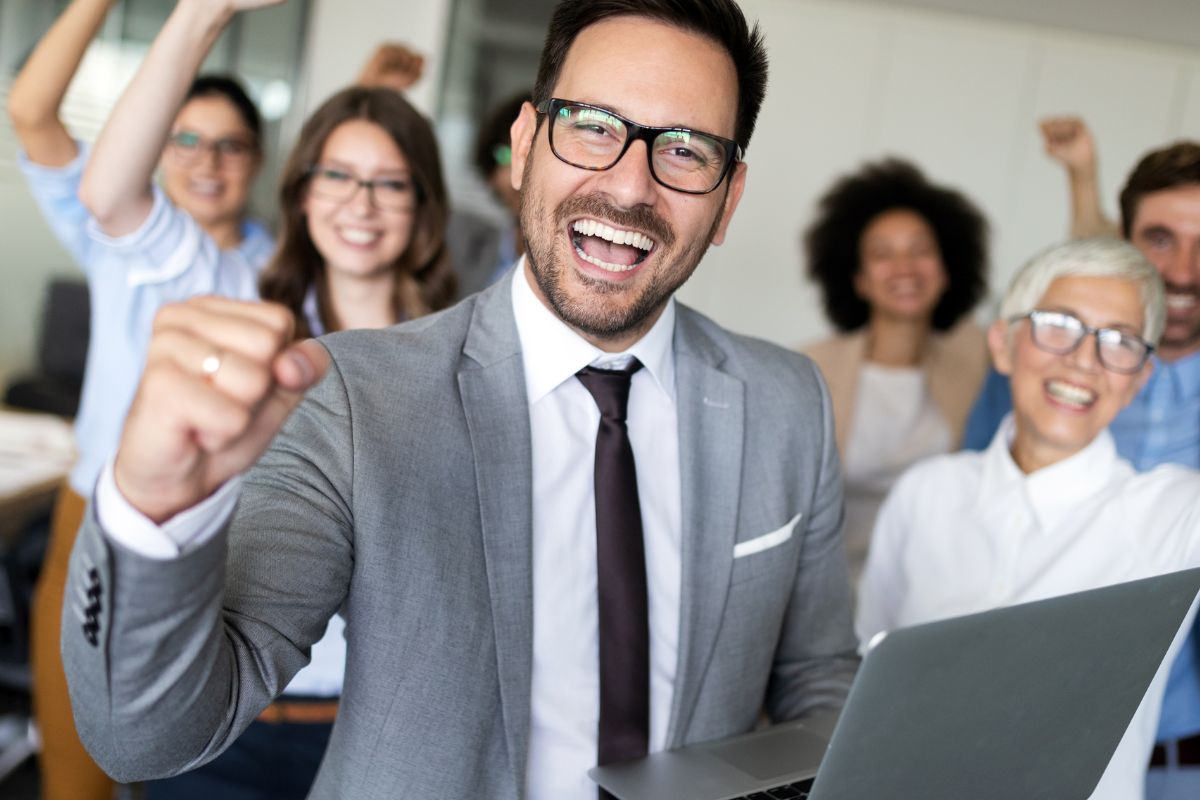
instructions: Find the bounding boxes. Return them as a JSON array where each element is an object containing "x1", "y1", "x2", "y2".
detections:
[
  {"x1": 857, "y1": 237, "x2": 1200, "y2": 800},
  {"x1": 801, "y1": 159, "x2": 990, "y2": 581},
  {"x1": 21, "y1": 1, "x2": 451, "y2": 798},
  {"x1": 7, "y1": 1, "x2": 271, "y2": 797}
]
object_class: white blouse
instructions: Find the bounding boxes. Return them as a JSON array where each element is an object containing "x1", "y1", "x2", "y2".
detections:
[
  {"x1": 857, "y1": 416, "x2": 1200, "y2": 799},
  {"x1": 841, "y1": 363, "x2": 951, "y2": 581}
]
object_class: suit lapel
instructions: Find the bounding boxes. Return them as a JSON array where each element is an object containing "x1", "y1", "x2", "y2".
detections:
[
  {"x1": 664, "y1": 308, "x2": 745, "y2": 746},
  {"x1": 458, "y1": 280, "x2": 535, "y2": 789}
]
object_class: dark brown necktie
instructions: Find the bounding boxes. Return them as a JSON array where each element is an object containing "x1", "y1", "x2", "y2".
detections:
[{"x1": 576, "y1": 360, "x2": 650, "y2": 793}]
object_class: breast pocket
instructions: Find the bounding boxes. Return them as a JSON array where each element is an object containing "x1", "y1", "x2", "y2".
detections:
[{"x1": 730, "y1": 513, "x2": 802, "y2": 585}]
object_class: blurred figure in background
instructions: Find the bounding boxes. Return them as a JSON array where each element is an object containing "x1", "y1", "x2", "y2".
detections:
[
  {"x1": 79, "y1": 2, "x2": 452, "y2": 798},
  {"x1": 961, "y1": 122, "x2": 1200, "y2": 800},
  {"x1": 801, "y1": 158, "x2": 989, "y2": 580},
  {"x1": 858, "y1": 237, "x2": 1198, "y2": 800},
  {"x1": 7, "y1": 0, "x2": 270, "y2": 796}
]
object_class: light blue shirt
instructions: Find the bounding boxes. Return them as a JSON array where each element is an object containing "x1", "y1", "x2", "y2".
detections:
[{"x1": 19, "y1": 144, "x2": 274, "y2": 495}]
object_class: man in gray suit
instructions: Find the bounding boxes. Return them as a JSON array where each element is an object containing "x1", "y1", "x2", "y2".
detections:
[{"x1": 64, "y1": 0, "x2": 859, "y2": 797}]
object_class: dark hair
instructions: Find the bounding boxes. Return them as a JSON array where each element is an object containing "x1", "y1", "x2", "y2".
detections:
[
  {"x1": 473, "y1": 91, "x2": 531, "y2": 180},
  {"x1": 185, "y1": 74, "x2": 263, "y2": 145},
  {"x1": 804, "y1": 158, "x2": 989, "y2": 332},
  {"x1": 259, "y1": 87, "x2": 456, "y2": 338},
  {"x1": 1119, "y1": 140, "x2": 1200, "y2": 237},
  {"x1": 533, "y1": 0, "x2": 768, "y2": 149}
]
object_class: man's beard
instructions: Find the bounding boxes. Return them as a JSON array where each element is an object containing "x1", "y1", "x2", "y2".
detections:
[{"x1": 520, "y1": 172, "x2": 723, "y2": 343}]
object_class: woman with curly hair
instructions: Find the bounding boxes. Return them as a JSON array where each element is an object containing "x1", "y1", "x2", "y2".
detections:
[{"x1": 801, "y1": 158, "x2": 990, "y2": 580}]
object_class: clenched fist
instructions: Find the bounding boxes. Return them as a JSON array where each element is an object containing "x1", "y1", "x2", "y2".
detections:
[{"x1": 114, "y1": 296, "x2": 330, "y2": 524}]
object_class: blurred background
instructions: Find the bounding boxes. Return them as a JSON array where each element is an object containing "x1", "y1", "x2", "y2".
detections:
[{"x1": 0, "y1": 0, "x2": 1198, "y2": 385}]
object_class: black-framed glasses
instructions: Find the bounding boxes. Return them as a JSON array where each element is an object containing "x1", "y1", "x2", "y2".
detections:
[
  {"x1": 167, "y1": 130, "x2": 257, "y2": 168},
  {"x1": 1012, "y1": 309, "x2": 1154, "y2": 374},
  {"x1": 535, "y1": 98, "x2": 742, "y2": 195},
  {"x1": 306, "y1": 165, "x2": 418, "y2": 212}
]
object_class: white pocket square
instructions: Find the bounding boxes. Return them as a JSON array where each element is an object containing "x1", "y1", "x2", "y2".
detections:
[{"x1": 733, "y1": 513, "x2": 802, "y2": 559}]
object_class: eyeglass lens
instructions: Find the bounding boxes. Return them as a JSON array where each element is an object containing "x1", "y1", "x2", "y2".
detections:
[
  {"x1": 170, "y1": 131, "x2": 254, "y2": 166},
  {"x1": 548, "y1": 102, "x2": 731, "y2": 194},
  {"x1": 308, "y1": 166, "x2": 416, "y2": 211},
  {"x1": 1029, "y1": 311, "x2": 1149, "y2": 373}
]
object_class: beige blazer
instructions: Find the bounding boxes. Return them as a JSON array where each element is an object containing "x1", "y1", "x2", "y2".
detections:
[{"x1": 802, "y1": 321, "x2": 989, "y2": 456}]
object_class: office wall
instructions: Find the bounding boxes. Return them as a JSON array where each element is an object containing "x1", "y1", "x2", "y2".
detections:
[
  {"x1": 679, "y1": 0, "x2": 1200, "y2": 348},
  {"x1": 2, "y1": 0, "x2": 1199, "y2": 387}
]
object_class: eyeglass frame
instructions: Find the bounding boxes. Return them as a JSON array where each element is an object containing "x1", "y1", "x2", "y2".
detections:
[
  {"x1": 304, "y1": 164, "x2": 420, "y2": 212},
  {"x1": 166, "y1": 130, "x2": 258, "y2": 168},
  {"x1": 534, "y1": 97, "x2": 743, "y2": 195},
  {"x1": 1009, "y1": 309, "x2": 1155, "y2": 374}
]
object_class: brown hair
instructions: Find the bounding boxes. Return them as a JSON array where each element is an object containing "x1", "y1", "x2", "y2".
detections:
[
  {"x1": 259, "y1": 86, "x2": 456, "y2": 338},
  {"x1": 533, "y1": 0, "x2": 768, "y2": 149},
  {"x1": 1119, "y1": 140, "x2": 1200, "y2": 238}
]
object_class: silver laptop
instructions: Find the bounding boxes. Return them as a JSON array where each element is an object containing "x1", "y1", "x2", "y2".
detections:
[{"x1": 591, "y1": 567, "x2": 1200, "y2": 800}]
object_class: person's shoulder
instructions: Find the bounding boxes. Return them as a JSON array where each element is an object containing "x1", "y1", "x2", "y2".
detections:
[
  {"x1": 893, "y1": 448, "x2": 983, "y2": 501},
  {"x1": 1124, "y1": 463, "x2": 1200, "y2": 506},
  {"x1": 676, "y1": 303, "x2": 823, "y2": 386},
  {"x1": 320, "y1": 292, "x2": 479, "y2": 367}
]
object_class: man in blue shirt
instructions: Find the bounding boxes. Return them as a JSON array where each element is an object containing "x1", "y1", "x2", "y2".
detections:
[{"x1": 963, "y1": 135, "x2": 1200, "y2": 799}]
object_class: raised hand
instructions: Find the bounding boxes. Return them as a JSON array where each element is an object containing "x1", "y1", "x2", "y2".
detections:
[
  {"x1": 357, "y1": 43, "x2": 426, "y2": 93},
  {"x1": 1038, "y1": 116, "x2": 1097, "y2": 176},
  {"x1": 113, "y1": 296, "x2": 329, "y2": 524}
]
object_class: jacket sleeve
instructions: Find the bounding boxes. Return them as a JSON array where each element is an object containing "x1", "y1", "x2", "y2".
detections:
[{"x1": 62, "y1": 352, "x2": 354, "y2": 782}]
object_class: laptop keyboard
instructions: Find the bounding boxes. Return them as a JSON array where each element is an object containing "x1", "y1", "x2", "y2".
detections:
[{"x1": 729, "y1": 778, "x2": 815, "y2": 799}]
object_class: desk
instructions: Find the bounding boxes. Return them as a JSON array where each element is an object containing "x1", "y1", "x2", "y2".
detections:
[{"x1": 0, "y1": 410, "x2": 74, "y2": 546}]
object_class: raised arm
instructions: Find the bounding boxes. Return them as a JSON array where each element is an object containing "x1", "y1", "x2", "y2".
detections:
[
  {"x1": 1038, "y1": 116, "x2": 1120, "y2": 239},
  {"x1": 78, "y1": 0, "x2": 282, "y2": 236},
  {"x1": 6, "y1": 0, "x2": 116, "y2": 167}
]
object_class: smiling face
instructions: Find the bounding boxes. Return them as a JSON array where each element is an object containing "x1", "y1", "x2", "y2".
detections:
[
  {"x1": 854, "y1": 208, "x2": 947, "y2": 324},
  {"x1": 990, "y1": 275, "x2": 1152, "y2": 473},
  {"x1": 302, "y1": 119, "x2": 416, "y2": 281},
  {"x1": 1128, "y1": 185, "x2": 1200, "y2": 360},
  {"x1": 510, "y1": 16, "x2": 746, "y2": 351},
  {"x1": 161, "y1": 95, "x2": 260, "y2": 231}
]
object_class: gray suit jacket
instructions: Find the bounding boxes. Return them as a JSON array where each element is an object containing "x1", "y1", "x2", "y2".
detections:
[{"x1": 65, "y1": 275, "x2": 858, "y2": 798}]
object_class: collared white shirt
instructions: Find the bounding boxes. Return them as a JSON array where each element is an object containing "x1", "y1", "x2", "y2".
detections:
[
  {"x1": 512, "y1": 263, "x2": 682, "y2": 800},
  {"x1": 97, "y1": 261, "x2": 683, "y2": 793},
  {"x1": 857, "y1": 415, "x2": 1200, "y2": 799}
]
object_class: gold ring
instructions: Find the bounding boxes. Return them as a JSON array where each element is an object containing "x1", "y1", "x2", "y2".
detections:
[{"x1": 201, "y1": 351, "x2": 222, "y2": 377}]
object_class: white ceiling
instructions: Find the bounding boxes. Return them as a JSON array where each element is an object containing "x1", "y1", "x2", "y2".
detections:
[{"x1": 879, "y1": 0, "x2": 1200, "y2": 52}]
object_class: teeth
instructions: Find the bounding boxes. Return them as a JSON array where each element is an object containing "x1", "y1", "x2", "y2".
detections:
[
  {"x1": 1167, "y1": 293, "x2": 1196, "y2": 310},
  {"x1": 572, "y1": 220, "x2": 655, "y2": 252},
  {"x1": 1046, "y1": 379, "x2": 1095, "y2": 407},
  {"x1": 340, "y1": 228, "x2": 381, "y2": 245},
  {"x1": 189, "y1": 180, "x2": 222, "y2": 196},
  {"x1": 575, "y1": 245, "x2": 639, "y2": 273}
]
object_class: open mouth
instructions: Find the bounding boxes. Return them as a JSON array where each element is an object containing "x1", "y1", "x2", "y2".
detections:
[
  {"x1": 570, "y1": 218, "x2": 655, "y2": 273},
  {"x1": 188, "y1": 178, "x2": 225, "y2": 198},
  {"x1": 337, "y1": 226, "x2": 382, "y2": 247},
  {"x1": 1045, "y1": 378, "x2": 1096, "y2": 410},
  {"x1": 1167, "y1": 292, "x2": 1198, "y2": 313}
]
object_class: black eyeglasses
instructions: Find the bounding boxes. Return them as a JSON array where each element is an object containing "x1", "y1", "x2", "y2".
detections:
[
  {"x1": 167, "y1": 130, "x2": 257, "y2": 168},
  {"x1": 535, "y1": 98, "x2": 742, "y2": 195},
  {"x1": 1012, "y1": 309, "x2": 1154, "y2": 374},
  {"x1": 305, "y1": 165, "x2": 417, "y2": 212}
]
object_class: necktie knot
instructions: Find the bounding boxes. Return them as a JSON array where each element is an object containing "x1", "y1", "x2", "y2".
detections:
[{"x1": 576, "y1": 359, "x2": 643, "y2": 422}]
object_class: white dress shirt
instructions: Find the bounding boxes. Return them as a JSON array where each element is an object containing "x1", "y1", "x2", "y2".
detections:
[
  {"x1": 97, "y1": 262, "x2": 683, "y2": 798},
  {"x1": 857, "y1": 415, "x2": 1200, "y2": 800},
  {"x1": 511, "y1": 264, "x2": 682, "y2": 800}
]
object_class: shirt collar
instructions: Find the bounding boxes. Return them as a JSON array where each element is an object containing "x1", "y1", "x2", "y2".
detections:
[
  {"x1": 510, "y1": 257, "x2": 677, "y2": 405},
  {"x1": 979, "y1": 414, "x2": 1121, "y2": 532}
]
